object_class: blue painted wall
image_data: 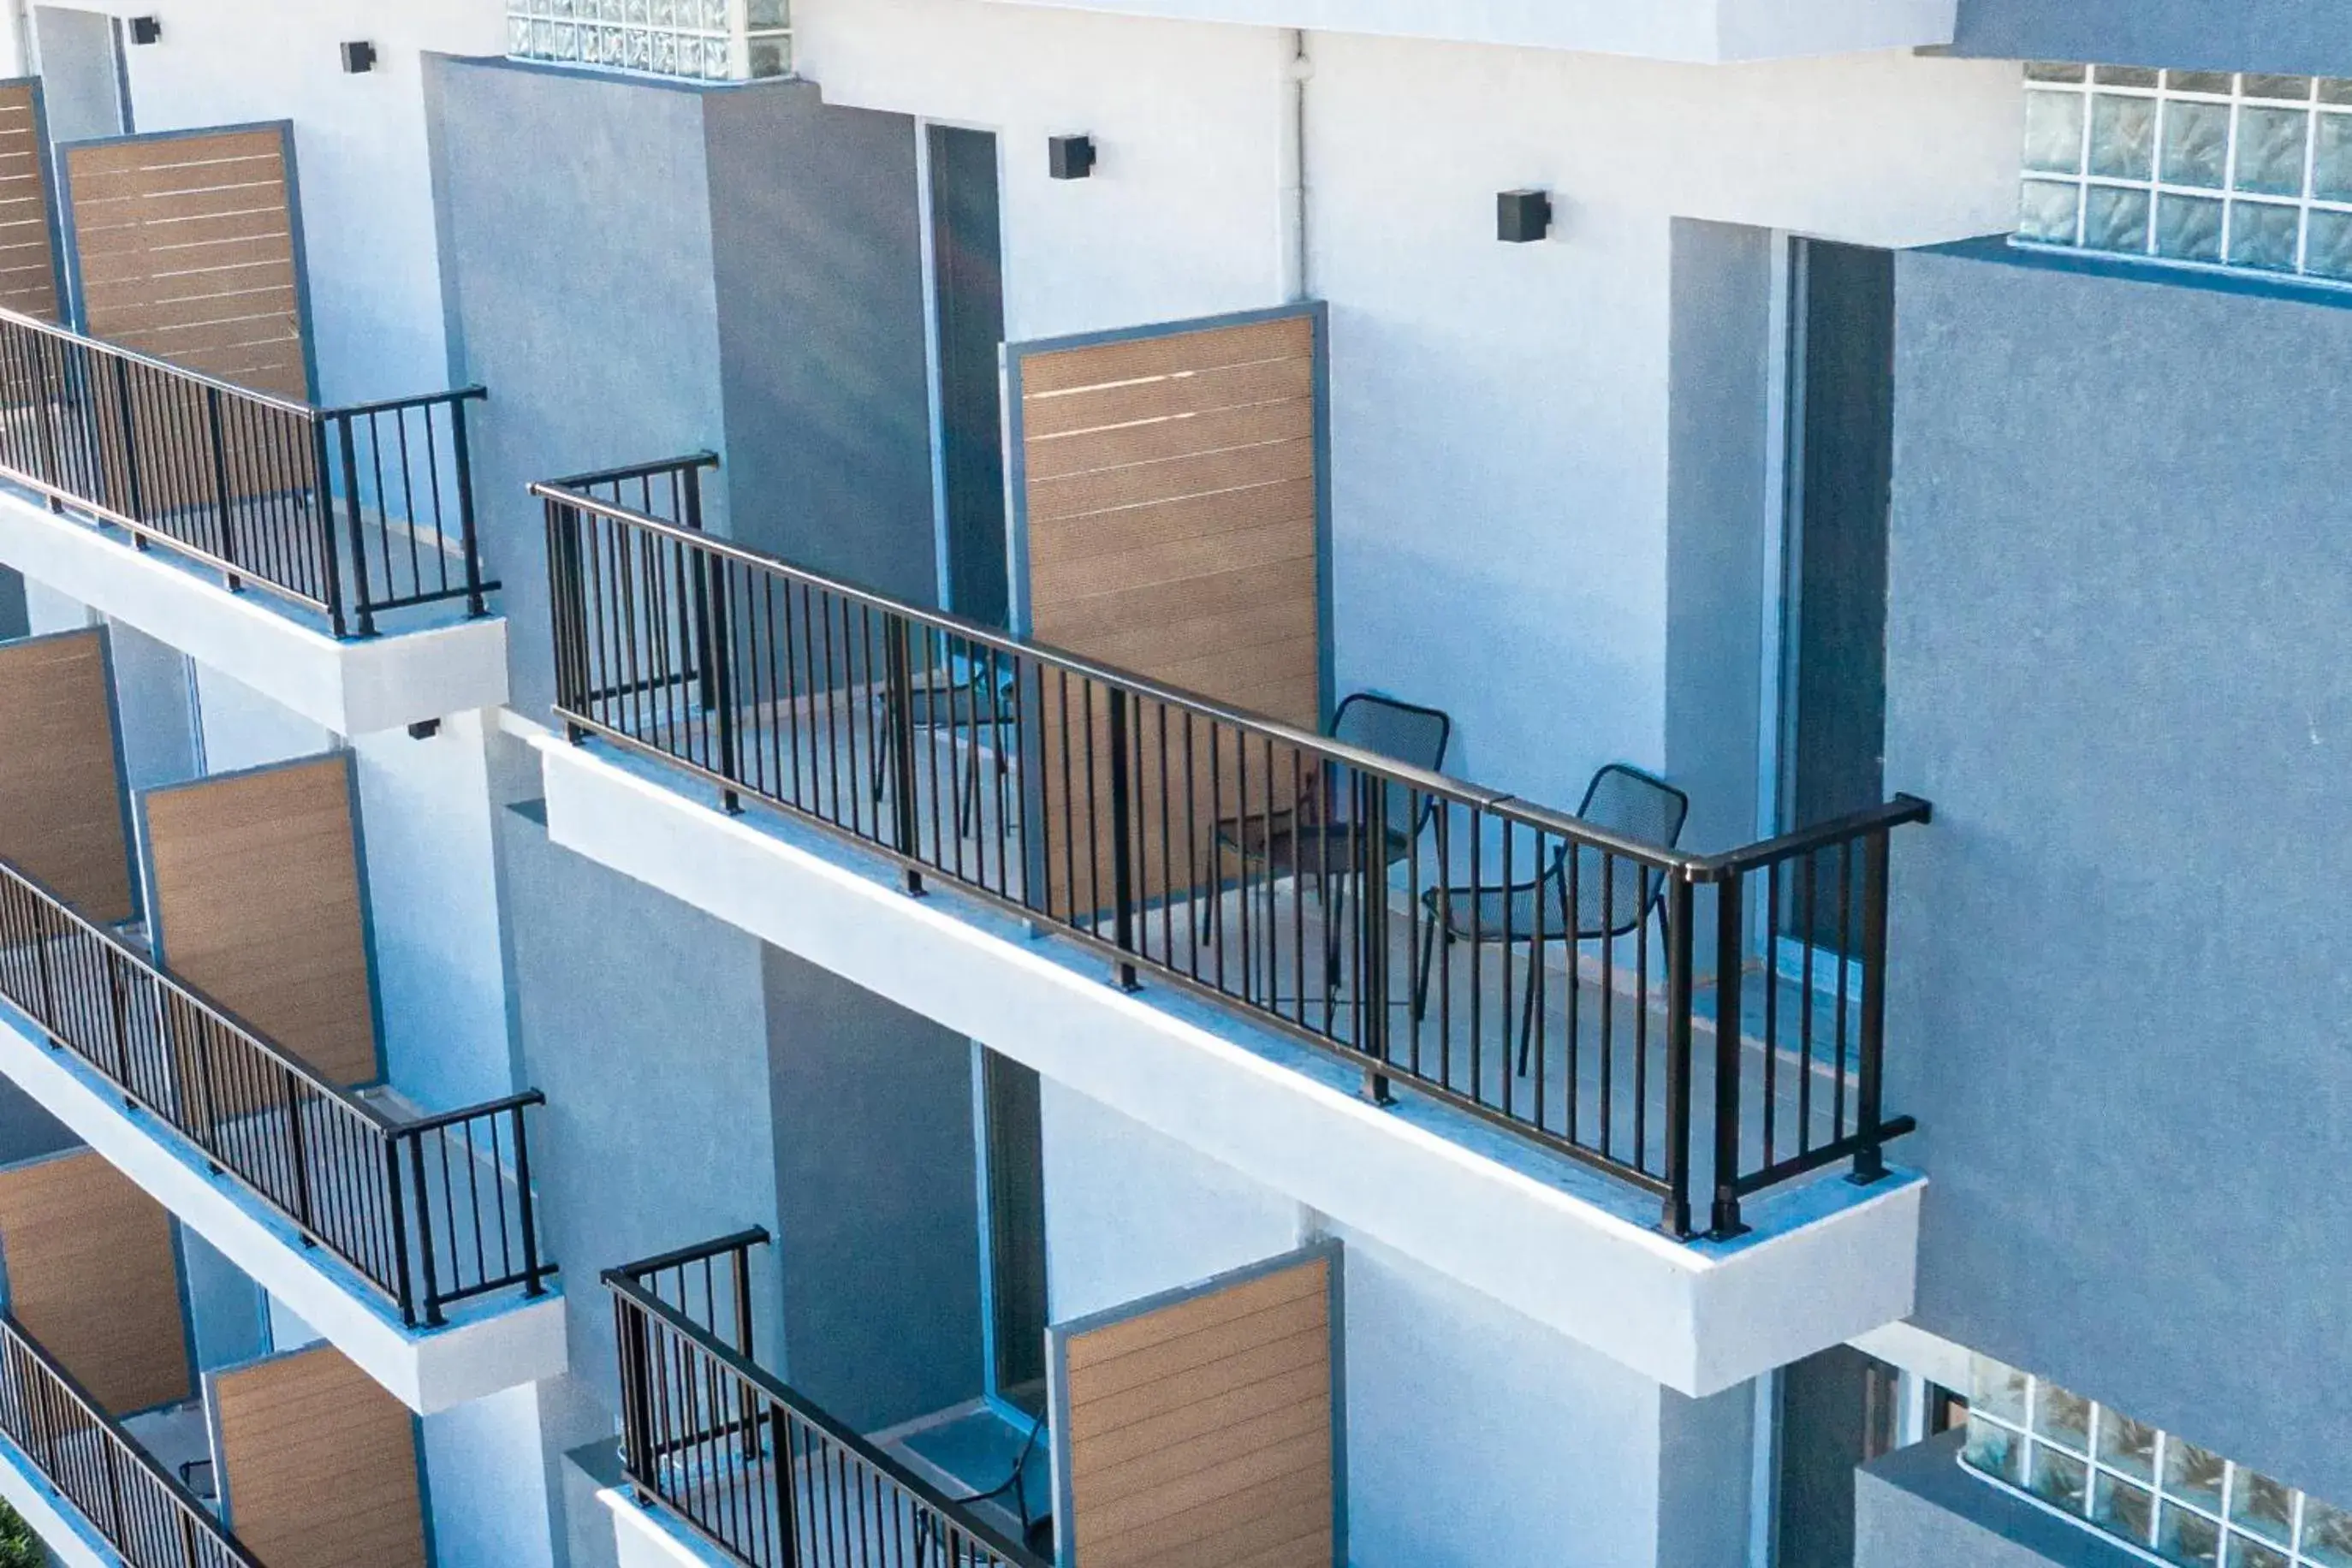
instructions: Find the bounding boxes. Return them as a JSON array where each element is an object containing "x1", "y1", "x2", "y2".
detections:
[
  {"x1": 1886, "y1": 241, "x2": 2352, "y2": 1505},
  {"x1": 1951, "y1": 0, "x2": 2352, "y2": 77},
  {"x1": 0, "y1": 568, "x2": 24, "y2": 641}
]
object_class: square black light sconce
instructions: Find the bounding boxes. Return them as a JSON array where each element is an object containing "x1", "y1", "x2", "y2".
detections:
[
  {"x1": 341, "y1": 39, "x2": 378, "y2": 74},
  {"x1": 1048, "y1": 134, "x2": 1096, "y2": 181},
  {"x1": 1497, "y1": 188, "x2": 1553, "y2": 243},
  {"x1": 128, "y1": 15, "x2": 163, "y2": 45}
]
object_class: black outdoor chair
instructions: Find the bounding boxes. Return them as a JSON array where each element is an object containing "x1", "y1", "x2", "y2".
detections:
[
  {"x1": 1411, "y1": 763, "x2": 1689, "y2": 1074},
  {"x1": 1199, "y1": 692, "x2": 1452, "y2": 995},
  {"x1": 869, "y1": 644, "x2": 1019, "y2": 839}
]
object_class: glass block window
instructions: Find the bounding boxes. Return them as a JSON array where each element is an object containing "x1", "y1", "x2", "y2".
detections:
[
  {"x1": 1963, "y1": 1357, "x2": 2352, "y2": 1568},
  {"x1": 2016, "y1": 64, "x2": 2352, "y2": 284},
  {"x1": 507, "y1": 0, "x2": 791, "y2": 82}
]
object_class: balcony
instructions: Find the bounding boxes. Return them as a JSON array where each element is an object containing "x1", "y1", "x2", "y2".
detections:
[
  {"x1": 0, "y1": 856, "x2": 564, "y2": 1412},
  {"x1": 971, "y1": 0, "x2": 1957, "y2": 63},
  {"x1": 528, "y1": 461, "x2": 1931, "y2": 1395},
  {"x1": 599, "y1": 1232, "x2": 1043, "y2": 1568},
  {"x1": 0, "y1": 1309, "x2": 258, "y2": 1568},
  {"x1": 0, "y1": 308, "x2": 506, "y2": 736}
]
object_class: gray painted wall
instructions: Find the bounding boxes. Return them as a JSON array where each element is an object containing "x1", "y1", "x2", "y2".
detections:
[
  {"x1": 1665, "y1": 217, "x2": 1772, "y2": 856},
  {"x1": 1951, "y1": 1, "x2": 2352, "y2": 78},
  {"x1": 705, "y1": 84, "x2": 935, "y2": 604},
  {"x1": 427, "y1": 60, "x2": 937, "y2": 722},
  {"x1": 0, "y1": 1079, "x2": 74, "y2": 1167},
  {"x1": 496, "y1": 802, "x2": 781, "y2": 1410},
  {"x1": 176, "y1": 1225, "x2": 268, "y2": 1373},
  {"x1": 104, "y1": 620, "x2": 196, "y2": 793},
  {"x1": 1654, "y1": 1381, "x2": 1757, "y2": 1568},
  {"x1": 1856, "y1": 1432, "x2": 2139, "y2": 1568},
  {"x1": 31, "y1": 6, "x2": 126, "y2": 144},
  {"x1": 426, "y1": 56, "x2": 726, "y2": 721},
  {"x1": 1886, "y1": 241, "x2": 2352, "y2": 1504},
  {"x1": 0, "y1": 567, "x2": 25, "y2": 641},
  {"x1": 763, "y1": 946, "x2": 982, "y2": 1434}
]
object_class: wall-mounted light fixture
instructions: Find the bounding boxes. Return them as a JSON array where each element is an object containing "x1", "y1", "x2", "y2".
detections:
[
  {"x1": 1048, "y1": 134, "x2": 1096, "y2": 181},
  {"x1": 1497, "y1": 188, "x2": 1553, "y2": 244},
  {"x1": 128, "y1": 15, "x2": 163, "y2": 45},
  {"x1": 341, "y1": 40, "x2": 378, "y2": 74}
]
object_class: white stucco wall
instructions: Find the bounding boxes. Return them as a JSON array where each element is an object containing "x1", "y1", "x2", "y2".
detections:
[
  {"x1": 1039, "y1": 1084, "x2": 1698, "y2": 1568},
  {"x1": 79, "y1": 0, "x2": 507, "y2": 404},
  {"x1": 796, "y1": 0, "x2": 2020, "y2": 812}
]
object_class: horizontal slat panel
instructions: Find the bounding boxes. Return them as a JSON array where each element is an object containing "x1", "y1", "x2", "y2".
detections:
[
  {"x1": 1022, "y1": 352, "x2": 1315, "y2": 439},
  {"x1": 1018, "y1": 317, "x2": 1310, "y2": 396},
  {"x1": 77, "y1": 232, "x2": 292, "y2": 284},
  {"x1": 1030, "y1": 521, "x2": 1313, "y2": 608},
  {"x1": 213, "y1": 1346, "x2": 427, "y2": 1568},
  {"x1": 66, "y1": 131, "x2": 284, "y2": 178},
  {"x1": 1027, "y1": 437, "x2": 1316, "y2": 524},
  {"x1": 1024, "y1": 397, "x2": 1314, "y2": 482},
  {"x1": 0, "y1": 83, "x2": 56, "y2": 320},
  {"x1": 1085, "y1": 1458, "x2": 1333, "y2": 1567},
  {"x1": 1068, "y1": 1262, "x2": 1326, "y2": 1373},
  {"x1": 0, "y1": 630, "x2": 132, "y2": 923},
  {"x1": 1024, "y1": 477, "x2": 1316, "y2": 573},
  {"x1": 0, "y1": 1150, "x2": 192, "y2": 1415}
]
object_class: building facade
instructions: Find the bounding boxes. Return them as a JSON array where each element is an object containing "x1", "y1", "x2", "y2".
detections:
[{"x1": 0, "y1": 3, "x2": 2337, "y2": 1567}]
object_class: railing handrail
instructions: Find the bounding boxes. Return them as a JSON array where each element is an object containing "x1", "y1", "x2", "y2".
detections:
[
  {"x1": 603, "y1": 1262, "x2": 1047, "y2": 1568},
  {"x1": 0, "y1": 853, "x2": 550, "y2": 1321},
  {"x1": 0, "y1": 305, "x2": 474, "y2": 422},
  {"x1": 0, "y1": 1309, "x2": 263, "y2": 1566},
  {"x1": 533, "y1": 481, "x2": 1745, "y2": 874},
  {"x1": 606, "y1": 1226, "x2": 771, "y2": 1285},
  {"x1": 544, "y1": 451, "x2": 721, "y2": 494}
]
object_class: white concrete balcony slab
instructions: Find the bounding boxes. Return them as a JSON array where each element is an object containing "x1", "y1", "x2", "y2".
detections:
[
  {"x1": 0, "y1": 487, "x2": 506, "y2": 739},
  {"x1": 0, "y1": 1003, "x2": 566, "y2": 1415},
  {"x1": 976, "y1": 0, "x2": 1957, "y2": 62},
  {"x1": 536, "y1": 733, "x2": 1923, "y2": 1399}
]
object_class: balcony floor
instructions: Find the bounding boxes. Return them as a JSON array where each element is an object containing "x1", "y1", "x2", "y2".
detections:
[{"x1": 584, "y1": 699, "x2": 1886, "y2": 1225}]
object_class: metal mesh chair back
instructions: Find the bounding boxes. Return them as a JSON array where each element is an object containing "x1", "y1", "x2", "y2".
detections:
[
  {"x1": 1567, "y1": 764, "x2": 1690, "y2": 937},
  {"x1": 1328, "y1": 692, "x2": 1451, "y2": 832}
]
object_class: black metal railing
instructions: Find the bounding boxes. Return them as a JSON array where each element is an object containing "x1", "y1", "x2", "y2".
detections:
[
  {"x1": 0, "y1": 858, "x2": 551, "y2": 1326},
  {"x1": 607, "y1": 1232, "x2": 1045, "y2": 1568},
  {"x1": 540, "y1": 477, "x2": 1930, "y2": 1239},
  {"x1": 0, "y1": 1310, "x2": 259, "y2": 1568},
  {"x1": 0, "y1": 306, "x2": 494, "y2": 638}
]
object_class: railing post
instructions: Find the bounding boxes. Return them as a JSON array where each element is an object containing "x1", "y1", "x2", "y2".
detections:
[
  {"x1": 615, "y1": 1298, "x2": 656, "y2": 1499},
  {"x1": 111, "y1": 356, "x2": 146, "y2": 538},
  {"x1": 513, "y1": 1103, "x2": 545, "y2": 1296},
  {"x1": 544, "y1": 499, "x2": 591, "y2": 741},
  {"x1": 1105, "y1": 687, "x2": 1139, "y2": 991},
  {"x1": 1850, "y1": 829, "x2": 1892, "y2": 1186},
  {"x1": 98, "y1": 1410, "x2": 125, "y2": 1539},
  {"x1": 698, "y1": 542, "x2": 742, "y2": 816},
  {"x1": 383, "y1": 1134, "x2": 419, "y2": 1327},
  {"x1": 1358, "y1": 774, "x2": 1393, "y2": 1105},
  {"x1": 885, "y1": 621, "x2": 924, "y2": 896},
  {"x1": 1711, "y1": 870, "x2": 1749, "y2": 1239},
  {"x1": 203, "y1": 386, "x2": 242, "y2": 594},
  {"x1": 1660, "y1": 876, "x2": 1696, "y2": 1239},
  {"x1": 336, "y1": 413, "x2": 377, "y2": 637},
  {"x1": 310, "y1": 417, "x2": 347, "y2": 638},
  {"x1": 408, "y1": 1131, "x2": 446, "y2": 1327},
  {"x1": 450, "y1": 396, "x2": 486, "y2": 618},
  {"x1": 282, "y1": 1066, "x2": 317, "y2": 1245}
]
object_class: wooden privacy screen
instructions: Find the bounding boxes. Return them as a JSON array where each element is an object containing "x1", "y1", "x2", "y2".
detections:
[
  {"x1": 0, "y1": 1149, "x2": 192, "y2": 1415},
  {"x1": 1049, "y1": 1244, "x2": 1342, "y2": 1568},
  {"x1": 0, "y1": 81, "x2": 61, "y2": 320},
  {"x1": 212, "y1": 1345, "x2": 426, "y2": 1568},
  {"x1": 1011, "y1": 309, "x2": 1326, "y2": 918},
  {"x1": 0, "y1": 627, "x2": 134, "y2": 923},
  {"x1": 63, "y1": 126, "x2": 308, "y2": 397},
  {"x1": 143, "y1": 753, "x2": 378, "y2": 1089}
]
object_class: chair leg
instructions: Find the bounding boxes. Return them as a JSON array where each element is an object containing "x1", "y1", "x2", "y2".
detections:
[{"x1": 1411, "y1": 920, "x2": 1440, "y2": 1022}]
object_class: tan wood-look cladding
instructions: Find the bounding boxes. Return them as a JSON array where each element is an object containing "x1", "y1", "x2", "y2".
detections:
[
  {"x1": 0, "y1": 83, "x2": 61, "y2": 320},
  {"x1": 64, "y1": 128, "x2": 306, "y2": 396},
  {"x1": 0, "y1": 628, "x2": 134, "y2": 923},
  {"x1": 1017, "y1": 314, "x2": 1323, "y2": 918},
  {"x1": 0, "y1": 1150, "x2": 192, "y2": 1415},
  {"x1": 1060, "y1": 1252, "x2": 1337, "y2": 1568},
  {"x1": 144, "y1": 754, "x2": 378, "y2": 1090},
  {"x1": 213, "y1": 1345, "x2": 426, "y2": 1568}
]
